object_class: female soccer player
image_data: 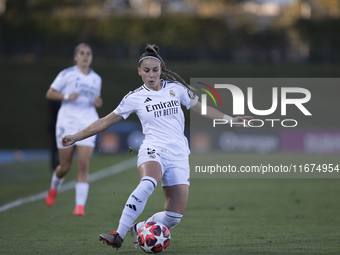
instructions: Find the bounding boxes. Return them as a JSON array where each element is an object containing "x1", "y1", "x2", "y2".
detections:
[
  {"x1": 61, "y1": 44, "x2": 251, "y2": 247},
  {"x1": 45, "y1": 43, "x2": 103, "y2": 216}
]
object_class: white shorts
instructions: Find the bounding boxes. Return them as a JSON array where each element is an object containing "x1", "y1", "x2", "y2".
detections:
[
  {"x1": 55, "y1": 124, "x2": 96, "y2": 149},
  {"x1": 137, "y1": 146, "x2": 190, "y2": 187}
]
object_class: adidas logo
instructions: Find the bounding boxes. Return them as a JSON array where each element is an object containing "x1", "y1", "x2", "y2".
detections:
[
  {"x1": 126, "y1": 204, "x2": 137, "y2": 211},
  {"x1": 144, "y1": 97, "x2": 152, "y2": 103}
]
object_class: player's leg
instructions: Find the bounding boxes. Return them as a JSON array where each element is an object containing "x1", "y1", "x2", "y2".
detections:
[
  {"x1": 135, "y1": 159, "x2": 189, "y2": 230},
  {"x1": 75, "y1": 145, "x2": 93, "y2": 182},
  {"x1": 130, "y1": 159, "x2": 189, "y2": 248},
  {"x1": 56, "y1": 147, "x2": 75, "y2": 177},
  {"x1": 161, "y1": 184, "x2": 189, "y2": 226},
  {"x1": 163, "y1": 184, "x2": 189, "y2": 214},
  {"x1": 119, "y1": 161, "x2": 162, "y2": 237},
  {"x1": 73, "y1": 145, "x2": 94, "y2": 216},
  {"x1": 137, "y1": 184, "x2": 188, "y2": 228},
  {"x1": 46, "y1": 146, "x2": 75, "y2": 206},
  {"x1": 130, "y1": 184, "x2": 188, "y2": 248},
  {"x1": 100, "y1": 160, "x2": 162, "y2": 249}
]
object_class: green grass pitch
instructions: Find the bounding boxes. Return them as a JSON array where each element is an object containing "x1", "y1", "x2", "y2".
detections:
[{"x1": 0, "y1": 153, "x2": 340, "y2": 254}]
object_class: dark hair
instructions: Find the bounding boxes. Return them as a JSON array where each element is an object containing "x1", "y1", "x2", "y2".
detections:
[
  {"x1": 139, "y1": 44, "x2": 195, "y2": 91},
  {"x1": 74, "y1": 43, "x2": 92, "y2": 56}
]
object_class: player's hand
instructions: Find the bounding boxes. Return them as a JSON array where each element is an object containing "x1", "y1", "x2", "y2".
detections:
[
  {"x1": 94, "y1": 96, "x2": 103, "y2": 108},
  {"x1": 69, "y1": 93, "x2": 79, "y2": 101},
  {"x1": 62, "y1": 135, "x2": 77, "y2": 147},
  {"x1": 231, "y1": 116, "x2": 253, "y2": 127}
]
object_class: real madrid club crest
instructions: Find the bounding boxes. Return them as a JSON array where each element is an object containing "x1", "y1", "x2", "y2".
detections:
[
  {"x1": 169, "y1": 90, "x2": 176, "y2": 97},
  {"x1": 149, "y1": 154, "x2": 156, "y2": 159}
]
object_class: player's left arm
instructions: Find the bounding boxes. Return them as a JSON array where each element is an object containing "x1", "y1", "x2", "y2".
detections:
[
  {"x1": 94, "y1": 96, "x2": 103, "y2": 108},
  {"x1": 94, "y1": 76, "x2": 103, "y2": 108},
  {"x1": 62, "y1": 111, "x2": 123, "y2": 146},
  {"x1": 191, "y1": 100, "x2": 252, "y2": 126}
]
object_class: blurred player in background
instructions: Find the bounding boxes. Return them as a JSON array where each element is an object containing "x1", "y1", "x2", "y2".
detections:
[
  {"x1": 45, "y1": 43, "x2": 103, "y2": 216},
  {"x1": 61, "y1": 44, "x2": 251, "y2": 248}
]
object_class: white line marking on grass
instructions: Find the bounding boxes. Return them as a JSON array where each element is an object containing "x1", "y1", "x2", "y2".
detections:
[{"x1": 0, "y1": 157, "x2": 136, "y2": 213}]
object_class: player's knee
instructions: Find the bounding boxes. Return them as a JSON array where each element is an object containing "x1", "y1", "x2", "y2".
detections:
[
  {"x1": 164, "y1": 211, "x2": 183, "y2": 229},
  {"x1": 77, "y1": 159, "x2": 90, "y2": 172},
  {"x1": 59, "y1": 163, "x2": 72, "y2": 174}
]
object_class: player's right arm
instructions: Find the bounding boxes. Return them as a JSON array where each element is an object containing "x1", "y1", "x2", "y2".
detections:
[
  {"x1": 62, "y1": 112, "x2": 124, "y2": 147},
  {"x1": 46, "y1": 87, "x2": 79, "y2": 101}
]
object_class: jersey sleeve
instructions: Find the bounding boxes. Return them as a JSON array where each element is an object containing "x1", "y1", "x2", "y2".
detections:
[
  {"x1": 179, "y1": 85, "x2": 199, "y2": 110},
  {"x1": 50, "y1": 70, "x2": 67, "y2": 92},
  {"x1": 113, "y1": 93, "x2": 135, "y2": 119}
]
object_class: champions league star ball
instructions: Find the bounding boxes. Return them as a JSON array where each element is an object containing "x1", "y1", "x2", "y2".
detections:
[{"x1": 138, "y1": 222, "x2": 171, "y2": 253}]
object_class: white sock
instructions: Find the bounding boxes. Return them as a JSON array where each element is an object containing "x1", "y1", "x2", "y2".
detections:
[
  {"x1": 75, "y1": 182, "x2": 89, "y2": 207},
  {"x1": 145, "y1": 211, "x2": 183, "y2": 230},
  {"x1": 51, "y1": 171, "x2": 65, "y2": 190},
  {"x1": 117, "y1": 176, "x2": 157, "y2": 239}
]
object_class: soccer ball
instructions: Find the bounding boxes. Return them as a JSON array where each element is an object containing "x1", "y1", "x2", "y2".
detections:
[{"x1": 138, "y1": 221, "x2": 171, "y2": 253}]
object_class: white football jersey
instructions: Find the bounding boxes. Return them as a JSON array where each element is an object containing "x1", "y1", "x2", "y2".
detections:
[
  {"x1": 114, "y1": 80, "x2": 198, "y2": 160},
  {"x1": 51, "y1": 65, "x2": 102, "y2": 127}
]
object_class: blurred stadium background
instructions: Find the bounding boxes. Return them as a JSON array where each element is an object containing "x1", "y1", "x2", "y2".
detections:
[{"x1": 1, "y1": 0, "x2": 339, "y2": 164}]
